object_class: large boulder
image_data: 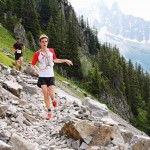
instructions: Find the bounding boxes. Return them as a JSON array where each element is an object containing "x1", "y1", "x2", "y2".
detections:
[
  {"x1": 82, "y1": 97, "x2": 109, "y2": 118},
  {"x1": 60, "y1": 120, "x2": 125, "y2": 147},
  {"x1": 3, "y1": 80, "x2": 22, "y2": 97},
  {"x1": 130, "y1": 135, "x2": 150, "y2": 150},
  {"x1": 9, "y1": 133, "x2": 39, "y2": 150}
]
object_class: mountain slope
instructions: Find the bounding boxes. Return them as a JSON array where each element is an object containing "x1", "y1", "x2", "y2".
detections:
[
  {"x1": 77, "y1": 0, "x2": 150, "y2": 72},
  {"x1": 0, "y1": 63, "x2": 149, "y2": 149},
  {"x1": 1, "y1": 0, "x2": 150, "y2": 136}
]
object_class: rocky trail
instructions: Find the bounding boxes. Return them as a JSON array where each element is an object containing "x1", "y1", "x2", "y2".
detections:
[{"x1": 0, "y1": 63, "x2": 150, "y2": 150}]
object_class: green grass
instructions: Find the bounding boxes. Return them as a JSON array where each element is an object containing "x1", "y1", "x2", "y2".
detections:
[
  {"x1": 0, "y1": 51, "x2": 14, "y2": 67},
  {"x1": 0, "y1": 24, "x2": 34, "y2": 66}
]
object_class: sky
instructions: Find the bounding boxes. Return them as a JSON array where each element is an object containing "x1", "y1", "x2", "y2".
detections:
[{"x1": 69, "y1": 0, "x2": 150, "y2": 21}]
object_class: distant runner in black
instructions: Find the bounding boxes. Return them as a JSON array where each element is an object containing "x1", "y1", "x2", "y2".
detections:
[{"x1": 12, "y1": 37, "x2": 25, "y2": 71}]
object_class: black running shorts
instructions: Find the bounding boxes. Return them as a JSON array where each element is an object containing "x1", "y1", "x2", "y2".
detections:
[
  {"x1": 37, "y1": 77, "x2": 55, "y2": 88},
  {"x1": 15, "y1": 54, "x2": 23, "y2": 60}
]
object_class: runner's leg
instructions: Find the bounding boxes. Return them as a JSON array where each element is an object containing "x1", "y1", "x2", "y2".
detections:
[
  {"x1": 15, "y1": 60, "x2": 18, "y2": 70},
  {"x1": 48, "y1": 85, "x2": 55, "y2": 100},
  {"x1": 49, "y1": 85, "x2": 57, "y2": 107},
  {"x1": 19, "y1": 56, "x2": 23, "y2": 71},
  {"x1": 41, "y1": 85, "x2": 50, "y2": 110}
]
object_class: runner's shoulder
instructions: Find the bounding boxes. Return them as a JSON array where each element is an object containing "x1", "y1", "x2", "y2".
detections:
[{"x1": 34, "y1": 50, "x2": 40, "y2": 57}]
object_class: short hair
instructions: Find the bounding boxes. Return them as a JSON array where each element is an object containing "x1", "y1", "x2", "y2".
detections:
[
  {"x1": 39, "y1": 34, "x2": 49, "y2": 42},
  {"x1": 16, "y1": 36, "x2": 21, "y2": 39}
]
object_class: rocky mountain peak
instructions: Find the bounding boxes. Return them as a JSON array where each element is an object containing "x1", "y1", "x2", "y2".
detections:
[
  {"x1": 98, "y1": 0, "x2": 107, "y2": 9},
  {"x1": 76, "y1": 1, "x2": 150, "y2": 72},
  {"x1": 111, "y1": 1, "x2": 120, "y2": 12}
]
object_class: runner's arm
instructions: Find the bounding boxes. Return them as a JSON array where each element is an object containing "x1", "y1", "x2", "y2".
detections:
[
  {"x1": 31, "y1": 65, "x2": 39, "y2": 75},
  {"x1": 53, "y1": 59, "x2": 73, "y2": 66},
  {"x1": 22, "y1": 45, "x2": 25, "y2": 55},
  {"x1": 31, "y1": 52, "x2": 39, "y2": 75},
  {"x1": 12, "y1": 45, "x2": 17, "y2": 52}
]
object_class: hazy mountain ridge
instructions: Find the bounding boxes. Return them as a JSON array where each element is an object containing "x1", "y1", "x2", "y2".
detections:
[
  {"x1": 77, "y1": 0, "x2": 150, "y2": 72},
  {"x1": 79, "y1": 0, "x2": 150, "y2": 42}
]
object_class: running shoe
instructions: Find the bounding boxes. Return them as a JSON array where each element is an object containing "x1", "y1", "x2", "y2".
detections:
[
  {"x1": 52, "y1": 100, "x2": 57, "y2": 107},
  {"x1": 46, "y1": 113, "x2": 52, "y2": 120}
]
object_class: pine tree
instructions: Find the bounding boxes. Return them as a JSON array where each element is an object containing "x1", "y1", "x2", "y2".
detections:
[
  {"x1": 79, "y1": 15, "x2": 86, "y2": 29},
  {"x1": 49, "y1": 0, "x2": 59, "y2": 20},
  {"x1": 109, "y1": 48, "x2": 124, "y2": 94},
  {"x1": 0, "y1": 0, "x2": 6, "y2": 21},
  {"x1": 122, "y1": 56, "x2": 130, "y2": 100},
  {"x1": 39, "y1": 0, "x2": 51, "y2": 29},
  {"x1": 65, "y1": 11, "x2": 82, "y2": 78},
  {"x1": 46, "y1": 16, "x2": 57, "y2": 48},
  {"x1": 98, "y1": 44, "x2": 110, "y2": 78},
  {"x1": 54, "y1": 10, "x2": 66, "y2": 57},
  {"x1": 23, "y1": 0, "x2": 41, "y2": 41},
  {"x1": 13, "y1": 0, "x2": 25, "y2": 20},
  {"x1": 127, "y1": 60, "x2": 141, "y2": 115},
  {"x1": 146, "y1": 101, "x2": 150, "y2": 135},
  {"x1": 5, "y1": 0, "x2": 14, "y2": 12},
  {"x1": 143, "y1": 72, "x2": 150, "y2": 104}
]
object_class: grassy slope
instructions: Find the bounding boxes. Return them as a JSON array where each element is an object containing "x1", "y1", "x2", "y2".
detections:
[
  {"x1": 0, "y1": 51, "x2": 14, "y2": 67},
  {"x1": 0, "y1": 24, "x2": 34, "y2": 66}
]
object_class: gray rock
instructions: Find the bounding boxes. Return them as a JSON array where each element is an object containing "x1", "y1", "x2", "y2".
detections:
[
  {"x1": 130, "y1": 135, "x2": 150, "y2": 150},
  {"x1": 79, "y1": 142, "x2": 89, "y2": 150},
  {"x1": 3, "y1": 80, "x2": 22, "y2": 97},
  {"x1": 40, "y1": 145, "x2": 49, "y2": 150},
  {"x1": 72, "y1": 140, "x2": 80, "y2": 150},
  {"x1": 9, "y1": 133, "x2": 39, "y2": 150},
  {"x1": 0, "y1": 105, "x2": 8, "y2": 118},
  {"x1": 23, "y1": 112, "x2": 36, "y2": 123},
  {"x1": 23, "y1": 65, "x2": 36, "y2": 76},
  {"x1": 121, "y1": 129, "x2": 133, "y2": 143},
  {"x1": 82, "y1": 97, "x2": 108, "y2": 118},
  {"x1": 66, "y1": 138, "x2": 73, "y2": 147},
  {"x1": 10, "y1": 68, "x2": 19, "y2": 76},
  {"x1": 0, "y1": 130, "x2": 11, "y2": 143},
  {"x1": 83, "y1": 136, "x2": 93, "y2": 144},
  {"x1": 22, "y1": 83, "x2": 37, "y2": 94},
  {"x1": 16, "y1": 112, "x2": 25, "y2": 125},
  {"x1": 86, "y1": 146, "x2": 101, "y2": 150},
  {"x1": 61, "y1": 116, "x2": 72, "y2": 123},
  {"x1": 0, "y1": 140, "x2": 12, "y2": 150},
  {"x1": 10, "y1": 100, "x2": 19, "y2": 105},
  {"x1": 26, "y1": 79, "x2": 38, "y2": 84}
]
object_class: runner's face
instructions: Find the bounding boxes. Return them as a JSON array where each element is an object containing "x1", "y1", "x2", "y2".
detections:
[
  {"x1": 17, "y1": 38, "x2": 21, "y2": 43},
  {"x1": 40, "y1": 38, "x2": 48, "y2": 48}
]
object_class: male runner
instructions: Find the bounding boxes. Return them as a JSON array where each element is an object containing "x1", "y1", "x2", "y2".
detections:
[
  {"x1": 12, "y1": 37, "x2": 25, "y2": 71},
  {"x1": 31, "y1": 34, "x2": 73, "y2": 120}
]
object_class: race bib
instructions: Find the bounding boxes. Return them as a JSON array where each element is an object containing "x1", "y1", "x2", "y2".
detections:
[{"x1": 17, "y1": 50, "x2": 21, "y2": 53}]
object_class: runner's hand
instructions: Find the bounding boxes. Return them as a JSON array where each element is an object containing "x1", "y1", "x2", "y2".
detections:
[
  {"x1": 34, "y1": 70, "x2": 39, "y2": 76},
  {"x1": 66, "y1": 60, "x2": 73, "y2": 66}
]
